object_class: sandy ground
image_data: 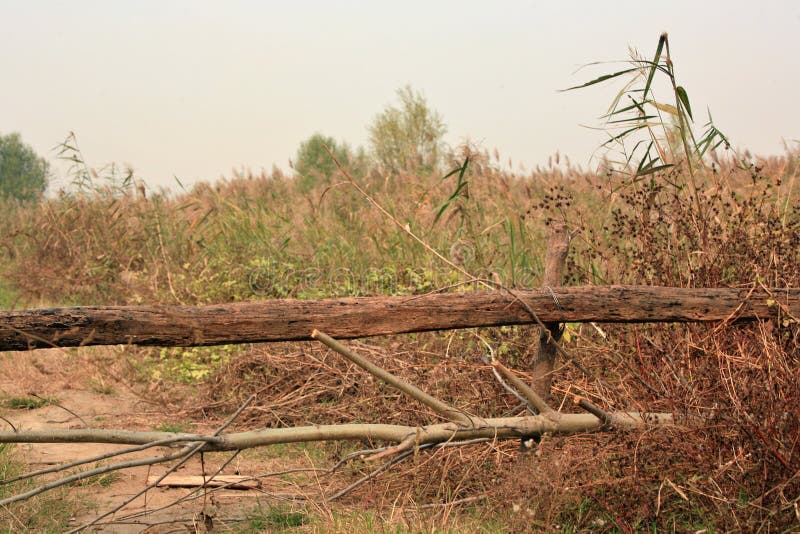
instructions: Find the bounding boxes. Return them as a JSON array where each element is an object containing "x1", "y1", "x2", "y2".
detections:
[{"x1": 0, "y1": 348, "x2": 309, "y2": 533}]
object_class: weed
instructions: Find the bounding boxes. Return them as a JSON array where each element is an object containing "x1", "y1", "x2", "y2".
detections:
[
  {"x1": 240, "y1": 504, "x2": 308, "y2": 531},
  {"x1": 0, "y1": 444, "x2": 79, "y2": 531},
  {"x1": 72, "y1": 470, "x2": 121, "y2": 488},
  {"x1": 88, "y1": 379, "x2": 114, "y2": 395},
  {"x1": 151, "y1": 345, "x2": 242, "y2": 384},
  {"x1": 2, "y1": 395, "x2": 56, "y2": 410},
  {"x1": 153, "y1": 421, "x2": 194, "y2": 434},
  {"x1": 0, "y1": 277, "x2": 17, "y2": 309}
]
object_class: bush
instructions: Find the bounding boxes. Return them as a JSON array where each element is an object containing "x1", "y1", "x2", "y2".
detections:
[
  {"x1": 0, "y1": 132, "x2": 49, "y2": 202},
  {"x1": 293, "y1": 133, "x2": 352, "y2": 192},
  {"x1": 368, "y1": 85, "x2": 447, "y2": 176}
]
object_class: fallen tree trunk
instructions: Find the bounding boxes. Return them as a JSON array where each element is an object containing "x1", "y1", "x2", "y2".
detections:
[
  {"x1": 0, "y1": 285, "x2": 796, "y2": 351},
  {"x1": 0, "y1": 412, "x2": 676, "y2": 451},
  {"x1": 0, "y1": 410, "x2": 679, "y2": 509}
]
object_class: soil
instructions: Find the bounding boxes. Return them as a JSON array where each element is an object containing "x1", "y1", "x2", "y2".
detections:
[{"x1": 0, "y1": 347, "x2": 307, "y2": 533}]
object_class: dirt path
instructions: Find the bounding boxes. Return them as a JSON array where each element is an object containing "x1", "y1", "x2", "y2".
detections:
[{"x1": 0, "y1": 348, "x2": 306, "y2": 533}]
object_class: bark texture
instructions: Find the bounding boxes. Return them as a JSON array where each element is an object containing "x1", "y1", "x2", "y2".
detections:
[
  {"x1": 0, "y1": 286, "x2": 796, "y2": 351},
  {"x1": 530, "y1": 222, "x2": 570, "y2": 398}
]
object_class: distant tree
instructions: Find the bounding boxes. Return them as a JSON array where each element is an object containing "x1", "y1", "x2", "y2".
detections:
[
  {"x1": 293, "y1": 133, "x2": 352, "y2": 192},
  {"x1": 368, "y1": 86, "x2": 447, "y2": 176},
  {"x1": 0, "y1": 133, "x2": 49, "y2": 201}
]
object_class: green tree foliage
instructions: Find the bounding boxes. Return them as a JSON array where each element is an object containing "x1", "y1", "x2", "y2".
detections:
[
  {"x1": 293, "y1": 133, "x2": 352, "y2": 192},
  {"x1": 0, "y1": 133, "x2": 49, "y2": 202},
  {"x1": 368, "y1": 86, "x2": 447, "y2": 176}
]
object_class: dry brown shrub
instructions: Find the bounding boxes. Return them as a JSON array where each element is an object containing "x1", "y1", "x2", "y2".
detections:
[{"x1": 196, "y1": 334, "x2": 520, "y2": 430}]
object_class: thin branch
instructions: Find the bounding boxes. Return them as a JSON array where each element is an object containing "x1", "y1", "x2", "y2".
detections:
[
  {"x1": 111, "y1": 464, "x2": 328, "y2": 525},
  {"x1": 30, "y1": 393, "x2": 88, "y2": 428},
  {"x1": 67, "y1": 442, "x2": 205, "y2": 533},
  {"x1": 473, "y1": 333, "x2": 535, "y2": 412},
  {"x1": 327, "y1": 437, "x2": 495, "y2": 502},
  {"x1": 491, "y1": 360, "x2": 557, "y2": 417},
  {"x1": 68, "y1": 394, "x2": 255, "y2": 533},
  {"x1": 574, "y1": 396, "x2": 613, "y2": 428},
  {"x1": 108, "y1": 450, "x2": 245, "y2": 526},
  {"x1": 0, "y1": 444, "x2": 193, "y2": 508},
  {"x1": 327, "y1": 448, "x2": 417, "y2": 502},
  {"x1": 1, "y1": 435, "x2": 219, "y2": 485},
  {"x1": 0, "y1": 415, "x2": 16, "y2": 432},
  {"x1": 312, "y1": 329, "x2": 475, "y2": 427},
  {"x1": 216, "y1": 394, "x2": 257, "y2": 432},
  {"x1": 416, "y1": 495, "x2": 486, "y2": 509}
]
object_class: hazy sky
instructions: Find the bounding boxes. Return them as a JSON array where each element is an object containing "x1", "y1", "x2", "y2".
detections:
[{"x1": 2, "y1": 1, "x2": 799, "y2": 191}]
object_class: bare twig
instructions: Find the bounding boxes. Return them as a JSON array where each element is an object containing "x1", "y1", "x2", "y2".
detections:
[
  {"x1": 30, "y1": 393, "x2": 88, "y2": 427},
  {"x1": 0, "y1": 444, "x2": 193, "y2": 508},
  {"x1": 327, "y1": 447, "x2": 417, "y2": 502},
  {"x1": 1, "y1": 435, "x2": 219, "y2": 485},
  {"x1": 111, "y1": 464, "x2": 327, "y2": 525},
  {"x1": 574, "y1": 396, "x2": 613, "y2": 428},
  {"x1": 68, "y1": 394, "x2": 255, "y2": 533},
  {"x1": 416, "y1": 495, "x2": 486, "y2": 509},
  {"x1": 312, "y1": 330, "x2": 476, "y2": 427},
  {"x1": 67, "y1": 442, "x2": 205, "y2": 533},
  {"x1": 0, "y1": 416, "x2": 16, "y2": 432},
  {"x1": 491, "y1": 360, "x2": 557, "y2": 417},
  {"x1": 472, "y1": 333, "x2": 534, "y2": 411},
  {"x1": 105, "y1": 450, "x2": 245, "y2": 527}
]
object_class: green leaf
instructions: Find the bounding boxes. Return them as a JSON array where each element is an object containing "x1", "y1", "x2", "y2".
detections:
[
  {"x1": 561, "y1": 67, "x2": 640, "y2": 92},
  {"x1": 439, "y1": 156, "x2": 469, "y2": 182},
  {"x1": 432, "y1": 157, "x2": 470, "y2": 227},
  {"x1": 695, "y1": 110, "x2": 731, "y2": 157},
  {"x1": 635, "y1": 163, "x2": 673, "y2": 178},
  {"x1": 606, "y1": 76, "x2": 642, "y2": 115},
  {"x1": 632, "y1": 141, "x2": 656, "y2": 170},
  {"x1": 603, "y1": 98, "x2": 655, "y2": 119},
  {"x1": 676, "y1": 86, "x2": 693, "y2": 121},
  {"x1": 605, "y1": 114, "x2": 658, "y2": 125},
  {"x1": 600, "y1": 124, "x2": 650, "y2": 148},
  {"x1": 643, "y1": 33, "x2": 667, "y2": 98}
]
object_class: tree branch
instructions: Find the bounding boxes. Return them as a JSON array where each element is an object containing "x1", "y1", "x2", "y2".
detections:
[
  {"x1": 0, "y1": 412, "x2": 676, "y2": 453},
  {"x1": 312, "y1": 329, "x2": 475, "y2": 426},
  {"x1": 490, "y1": 359, "x2": 556, "y2": 417}
]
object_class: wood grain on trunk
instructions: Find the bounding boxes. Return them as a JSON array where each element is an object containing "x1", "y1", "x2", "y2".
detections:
[
  {"x1": 531, "y1": 222, "x2": 570, "y2": 398},
  {"x1": 0, "y1": 286, "x2": 796, "y2": 351}
]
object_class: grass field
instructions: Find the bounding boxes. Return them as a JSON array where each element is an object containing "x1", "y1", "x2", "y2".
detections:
[{"x1": 0, "y1": 139, "x2": 798, "y2": 531}]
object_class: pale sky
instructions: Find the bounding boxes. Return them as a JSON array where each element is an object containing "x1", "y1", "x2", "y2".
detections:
[{"x1": 2, "y1": 1, "x2": 799, "y2": 191}]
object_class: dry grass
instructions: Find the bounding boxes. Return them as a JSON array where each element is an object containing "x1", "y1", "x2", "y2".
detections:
[{"x1": 1, "y1": 144, "x2": 799, "y2": 531}]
